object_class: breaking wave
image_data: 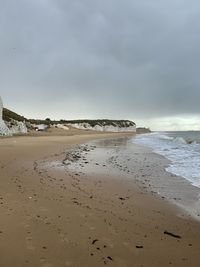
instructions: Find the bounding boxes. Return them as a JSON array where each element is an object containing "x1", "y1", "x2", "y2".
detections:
[{"x1": 134, "y1": 132, "x2": 200, "y2": 188}]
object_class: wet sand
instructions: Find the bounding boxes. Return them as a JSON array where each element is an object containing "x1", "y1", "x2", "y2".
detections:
[
  {"x1": 0, "y1": 130, "x2": 200, "y2": 266},
  {"x1": 72, "y1": 137, "x2": 200, "y2": 220}
]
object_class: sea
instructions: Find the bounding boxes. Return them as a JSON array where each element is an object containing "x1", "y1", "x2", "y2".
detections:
[{"x1": 134, "y1": 131, "x2": 200, "y2": 188}]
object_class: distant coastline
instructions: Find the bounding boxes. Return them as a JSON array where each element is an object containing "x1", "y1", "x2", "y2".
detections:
[{"x1": 2, "y1": 103, "x2": 139, "y2": 135}]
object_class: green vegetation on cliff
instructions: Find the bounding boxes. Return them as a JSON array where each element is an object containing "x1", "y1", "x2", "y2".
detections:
[
  {"x1": 3, "y1": 108, "x2": 28, "y2": 122},
  {"x1": 3, "y1": 108, "x2": 136, "y2": 129},
  {"x1": 29, "y1": 119, "x2": 136, "y2": 127},
  {"x1": 64, "y1": 119, "x2": 136, "y2": 127}
]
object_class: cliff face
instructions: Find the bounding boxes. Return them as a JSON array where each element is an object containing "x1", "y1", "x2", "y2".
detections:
[
  {"x1": 0, "y1": 97, "x2": 12, "y2": 136},
  {"x1": 68, "y1": 120, "x2": 136, "y2": 133},
  {"x1": 0, "y1": 98, "x2": 28, "y2": 136},
  {"x1": 7, "y1": 120, "x2": 28, "y2": 135},
  {"x1": 0, "y1": 97, "x2": 136, "y2": 135}
]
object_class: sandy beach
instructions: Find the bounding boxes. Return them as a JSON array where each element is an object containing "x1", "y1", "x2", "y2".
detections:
[{"x1": 0, "y1": 129, "x2": 200, "y2": 267}]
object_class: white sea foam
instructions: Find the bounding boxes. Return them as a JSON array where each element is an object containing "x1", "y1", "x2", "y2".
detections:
[{"x1": 134, "y1": 132, "x2": 200, "y2": 188}]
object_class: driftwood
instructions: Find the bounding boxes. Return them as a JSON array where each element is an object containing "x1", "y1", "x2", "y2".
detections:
[
  {"x1": 164, "y1": 231, "x2": 181, "y2": 239},
  {"x1": 92, "y1": 239, "x2": 99, "y2": 245}
]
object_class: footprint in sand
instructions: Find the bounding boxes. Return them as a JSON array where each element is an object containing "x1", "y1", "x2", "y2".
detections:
[
  {"x1": 89, "y1": 226, "x2": 96, "y2": 230},
  {"x1": 26, "y1": 236, "x2": 35, "y2": 251},
  {"x1": 65, "y1": 261, "x2": 73, "y2": 266},
  {"x1": 59, "y1": 233, "x2": 69, "y2": 243}
]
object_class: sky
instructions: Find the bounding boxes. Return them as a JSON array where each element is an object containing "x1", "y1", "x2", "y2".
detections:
[{"x1": 0, "y1": 0, "x2": 200, "y2": 131}]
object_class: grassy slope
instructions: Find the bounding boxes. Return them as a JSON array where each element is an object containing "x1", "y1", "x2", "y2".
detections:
[{"x1": 3, "y1": 108, "x2": 28, "y2": 122}]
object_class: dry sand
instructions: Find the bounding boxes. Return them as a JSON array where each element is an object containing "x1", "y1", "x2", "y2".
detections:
[{"x1": 0, "y1": 129, "x2": 200, "y2": 267}]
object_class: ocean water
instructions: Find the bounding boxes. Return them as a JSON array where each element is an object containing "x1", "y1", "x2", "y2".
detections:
[{"x1": 134, "y1": 131, "x2": 200, "y2": 188}]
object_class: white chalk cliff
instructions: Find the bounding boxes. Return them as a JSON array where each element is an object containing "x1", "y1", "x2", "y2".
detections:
[
  {"x1": 0, "y1": 96, "x2": 28, "y2": 136},
  {"x1": 9, "y1": 120, "x2": 28, "y2": 135},
  {"x1": 0, "y1": 97, "x2": 11, "y2": 135},
  {"x1": 68, "y1": 121, "x2": 136, "y2": 132}
]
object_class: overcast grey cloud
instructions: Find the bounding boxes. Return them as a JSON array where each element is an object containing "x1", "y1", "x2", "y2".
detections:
[{"x1": 0, "y1": 0, "x2": 200, "y2": 130}]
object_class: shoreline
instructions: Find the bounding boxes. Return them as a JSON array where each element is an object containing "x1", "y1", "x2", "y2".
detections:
[
  {"x1": 63, "y1": 135, "x2": 200, "y2": 221},
  {"x1": 0, "y1": 130, "x2": 200, "y2": 266}
]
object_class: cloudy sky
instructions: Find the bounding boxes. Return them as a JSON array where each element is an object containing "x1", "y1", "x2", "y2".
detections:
[{"x1": 0, "y1": 0, "x2": 200, "y2": 130}]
